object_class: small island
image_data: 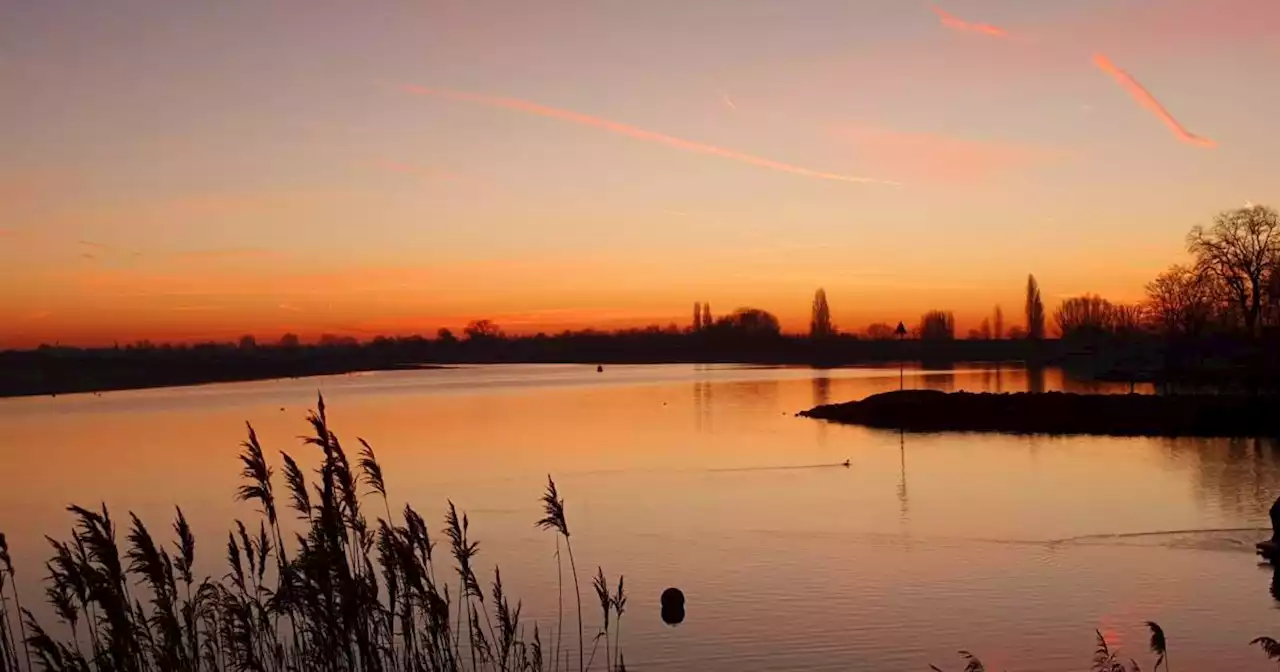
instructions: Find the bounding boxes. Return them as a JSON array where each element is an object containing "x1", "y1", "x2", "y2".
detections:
[{"x1": 800, "y1": 389, "x2": 1280, "y2": 437}]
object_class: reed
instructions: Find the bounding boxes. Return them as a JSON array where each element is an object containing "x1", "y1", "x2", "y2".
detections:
[
  {"x1": 2, "y1": 395, "x2": 623, "y2": 672},
  {"x1": 535, "y1": 477, "x2": 581, "y2": 672}
]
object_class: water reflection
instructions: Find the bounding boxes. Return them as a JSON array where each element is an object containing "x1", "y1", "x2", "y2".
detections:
[
  {"x1": 1028, "y1": 365, "x2": 1046, "y2": 394},
  {"x1": 897, "y1": 429, "x2": 909, "y2": 522},
  {"x1": 811, "y1": 374, "x2": 831, "y2": 407},
  {"x1": 693, "y1": 379, "x2": 712, "y2": 433},
  {"x1": 920, "y1": 362, "x2": 955, "y2": 391},
  {"x1": 812, "y1": 374, "x2": 831, "y2": 445},
  {"x1": 1178, "y1": 437, "x2": 1280, "y2": 520},
  {"x1": 3, "y1": 363, "x2": 1280, "y2": 672}
]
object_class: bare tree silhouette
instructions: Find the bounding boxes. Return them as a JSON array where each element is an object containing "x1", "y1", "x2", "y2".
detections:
[
  {"x1": 692, "y1": 302, "x2": 703, "y2": 332},
  {"x1": 993, "y1": 305, "x2": 1004, "y2": 339},
  {"x1": 1145, "y1": 265, "x2": 1216, "y2": 337},
  {"x1": 809, "y1": 289, "x2": 834, "y2": 339},
  {"x1": 464, "y1": 319, "x2": 503, "y2": 341},
  {"x1": 1054, "y1": 294, "x2": 1114, "y2": 339},
  {"x1": 1025, "y1": 275, "x2": 1046, "y2": 339},
  {"x1": 1187, "y1": 204, "x2": 1280, "y2": 336},
  {"x1": 713, "y1": 308, "x2": 781, "y2": 337},
  {"x1": 865, "y1": 323, "x2": 896, "y2": 340},
  {"x1": 701, "y1": 303, "x2": 712, "y2": 329},
  {"x1": 919, "y1": 310, "x2": 955, "y2": 340}
]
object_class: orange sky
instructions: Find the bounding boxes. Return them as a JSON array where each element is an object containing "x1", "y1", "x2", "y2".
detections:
[{"x1": 3, "y1": 0, "x2": 1279, "y2": 347}]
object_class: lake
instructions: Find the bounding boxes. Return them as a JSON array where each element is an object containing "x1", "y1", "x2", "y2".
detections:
[{"x1": 1, "y1": 364, "x2": 1278, "y2": 671}]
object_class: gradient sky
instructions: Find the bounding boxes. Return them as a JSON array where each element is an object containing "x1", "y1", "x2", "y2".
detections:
[{"x1": 3, "y1": 0, "x2": 1279, "y2": 347}]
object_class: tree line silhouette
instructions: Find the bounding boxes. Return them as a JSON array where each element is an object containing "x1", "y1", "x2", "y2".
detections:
[{"x1": 3, "y1": 205, "x2": 1278, "y2": 396}]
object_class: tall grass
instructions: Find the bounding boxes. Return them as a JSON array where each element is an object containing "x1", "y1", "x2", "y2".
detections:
[
  {"x1": 936, "y1": 624, "x2": 1280, "y2": 671},
  {"x1": 1, "y1": 395, "x2": 623, "y2": 672}
]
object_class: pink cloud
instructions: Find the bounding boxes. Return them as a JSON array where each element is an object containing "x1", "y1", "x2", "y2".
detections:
[
  {"x1": 931, "y1": 4, "x2": 1009, "y2": 38},
  {"x1": 831, "y1": 125, "x2": 1061, "y2": 183},
  {"x1": 1092, "y1": 54, "x2": 1216, "y2": 148},
  {"x1": 402, "y1": 85, "x2": 900, "y2": 186}
]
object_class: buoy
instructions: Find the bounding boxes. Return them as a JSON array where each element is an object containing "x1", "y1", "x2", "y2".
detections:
[
  {"x1": 660, "y1": 587, "x2": 685, "y2": 626},
  {"x1": 597, "y1": 365, "x2": 604, "y2": 373}
]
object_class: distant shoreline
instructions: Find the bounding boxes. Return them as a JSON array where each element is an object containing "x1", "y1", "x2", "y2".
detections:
[
  {"x1": 800, "y1": 389, "x2": 1280, "y2": 437},
  {"x1": 4, "y1": 334, "x2": 1276, "y2": 398},
  {"x1": 0, "y1": 362, "x2": 452, "y2": 399}
]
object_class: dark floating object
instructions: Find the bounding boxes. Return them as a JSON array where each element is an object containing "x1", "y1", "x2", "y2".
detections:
[
  {"x1": 842, "y1": 459, "x2": 850, "y2": 467},
  {"x1": 597, "y1": 365, "x2": 604, "y2": 373},
  {"x1": 1259, "y1": 497, "x2": 1280, "y2": 563},
  {"x1": 800, "y1": 389, "x2": 1280, "y2": 438},
  {"x1": 660, "y1": 587, "x2": 685, "y2": 626}
]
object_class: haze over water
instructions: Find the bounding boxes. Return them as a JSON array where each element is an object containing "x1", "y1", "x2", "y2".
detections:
[{"x1": 1, "y1": 364, "x2": 1277, "y2": 671}]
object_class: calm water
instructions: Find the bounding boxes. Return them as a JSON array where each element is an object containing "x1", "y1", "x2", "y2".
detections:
[{"x1": 2, "y1": 364, "x2": 1279, "y2": 671}]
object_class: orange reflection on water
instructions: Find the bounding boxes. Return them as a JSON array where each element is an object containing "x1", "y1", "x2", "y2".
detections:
[{"x1": 0, "y1": 364, "x2": 1275, "y2": 671}]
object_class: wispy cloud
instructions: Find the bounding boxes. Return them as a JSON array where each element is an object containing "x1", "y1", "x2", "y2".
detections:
[
  {"x1": 720, "y1": 92, "x2": 737, "y2": 111},
  {"x1": 402, "y1": 85, "x2": 900, "y2": 186},
  {"x1": 278, "y1": 303, "x2": 303, "y2": 312},
  {"x1": 1092, "y1": 53, "x2": 1216, "y2": 148},
  {"x1": 931, "y1": 3, "x2": 1009, "y2": 37},
  {"x1": 77, "y1": 239, "x2": 110, "y2": 251},
  {"x1": 661, "y1": 209, "x2": 691, "y2": 217},
  {"x1": 80, "y1": 253, "x2": 97, "y2": 262}
]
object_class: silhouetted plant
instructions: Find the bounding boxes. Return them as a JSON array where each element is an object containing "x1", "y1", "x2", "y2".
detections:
[
  {"x1": 1146, "y1": 621, "x2": 1167, "y2": 671},
  {"x1": 537, "y1": 476, "x2": 582, "y2": 672},
  {"x1": 1055, "y1": 294, "x2": 1115, "y2": 339},
  {"x1": 1253, "y1": 636, "x2": 1280, "y2": 665},
  {"x1": 1145, "y1": 265, "x2": 1216, "y2": 337},
  {"x1": 810, "y1": 289, "x2": 835, "y2": 339},
  {"x1": 1187, "y1": 204, "x2": 1280, "y2": 336},
  {"x1": 5, "y1": 396, "x2": 620, "y2": 672},
  {"x1": 710, "y1": 308, "x2": 781, "y2": 338},
  {"x1": 865, "y1": 323, "x2": 896, "y2": 340},
  {"x1": 928, "y1": 650, "x2": 985, "y2": 672},
  {"x1": 919, "y1": 311, "x2": 955, "y2": 341},
  {"x1": 1026, "y1": 274, "x2": 1046, "y2": 339}
]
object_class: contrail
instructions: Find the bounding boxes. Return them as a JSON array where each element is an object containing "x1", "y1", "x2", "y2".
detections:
[
  {"x1": 402, "y1": 85, "x2": 899, "y2": 186},
  {"x1": 1092, "y1": 54, "x2": 1216, "y2": 148},
  {"x1": 931, "y1": 4, "x2": 1008, "y2": 37}
]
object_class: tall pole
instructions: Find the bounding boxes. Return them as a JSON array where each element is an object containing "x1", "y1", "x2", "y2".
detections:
[{"x1": 895, "y1": 321, "x2": 907, "y2": 391}]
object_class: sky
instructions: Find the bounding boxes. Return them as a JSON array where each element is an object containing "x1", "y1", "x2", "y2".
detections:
[{"x1": 2, "y1": 0, "x2": 1279, "y2": 347}]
